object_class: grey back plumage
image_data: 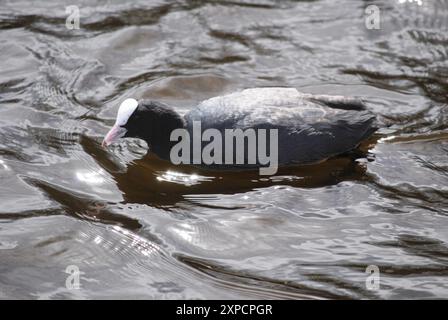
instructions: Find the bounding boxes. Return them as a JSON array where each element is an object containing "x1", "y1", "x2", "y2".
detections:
[{"x1": 184, "y1": 88, "x2": 377, "y2": 166}]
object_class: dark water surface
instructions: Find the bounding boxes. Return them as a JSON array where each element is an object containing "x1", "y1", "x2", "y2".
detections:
[{"x1": 1, "y1": 0, "x2": 448, "y2": 299}]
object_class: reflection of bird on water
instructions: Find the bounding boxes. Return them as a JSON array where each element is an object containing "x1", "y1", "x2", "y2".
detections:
[{"x1": 84, "y1": 135, "x2": 375, "y2": 208}]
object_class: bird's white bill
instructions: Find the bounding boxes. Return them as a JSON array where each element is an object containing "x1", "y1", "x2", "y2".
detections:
[{"x1": 102, "y1": 125, "x2": 127, "y2": 147}]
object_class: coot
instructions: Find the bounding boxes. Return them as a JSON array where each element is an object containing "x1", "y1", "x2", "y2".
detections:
[{"x1": 102, "y1": 87, "x2": 377, "y2": 174}]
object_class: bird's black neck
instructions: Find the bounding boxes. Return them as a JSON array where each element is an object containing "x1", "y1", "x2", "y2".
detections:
[{"x1": 136, "y1": 102, "x2": 185, "y2": 161}]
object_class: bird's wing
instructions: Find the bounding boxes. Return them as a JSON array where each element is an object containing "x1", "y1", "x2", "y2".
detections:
[
  {"x1": 196, "y1": 87, "x2": 304, "y2": 113},
  {"x1": 302, "y1": 93, "x2": 367, "y2": 111},
  {"x1": 187, "y1": 87, "x2": 350, "y2": 129},
  {"x1": 185, "y1": 88, "x2": 377, "y2": 165}
]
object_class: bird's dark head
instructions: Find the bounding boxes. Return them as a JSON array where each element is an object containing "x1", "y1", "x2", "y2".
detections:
[{"x1": 102, "y1": 99, "x2": 184, "y2": 151}]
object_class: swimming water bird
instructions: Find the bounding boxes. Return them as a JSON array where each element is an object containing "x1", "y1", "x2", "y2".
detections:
[{"x1": 102, "y1": 87, "x2": 377, "y2": 173}]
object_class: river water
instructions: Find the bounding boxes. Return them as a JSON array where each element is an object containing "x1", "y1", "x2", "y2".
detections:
[{"x1": 0, "y1": 0, "x2": 447, "y2": 299}]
